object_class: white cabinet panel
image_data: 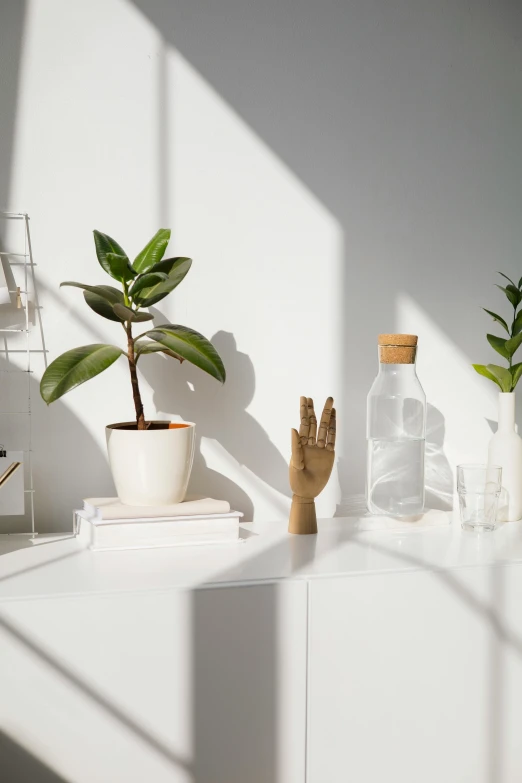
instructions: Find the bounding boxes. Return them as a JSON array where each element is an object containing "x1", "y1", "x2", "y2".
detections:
[
  {"x1": 308, "y1": 567, "x2": 522, "y2": 783},
  {"x1": 0, "y1": 581, "x2": 307, "y2": 783}
]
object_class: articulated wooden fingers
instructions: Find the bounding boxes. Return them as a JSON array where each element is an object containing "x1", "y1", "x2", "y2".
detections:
[
  {"x1": 317, "y1": 397, "x2": 334, "y2": 448},
  {"x1": 299, "y1": 395, "x2": 309, "y2": 444},
  {"x1": 307, "y1": 397, "x2": 317, "y2": 445},
  {"x1": 326, "y1": 407, "x2": 336, "y2": 452},
  {"x1": 291, "y1": 428, "x2": 304, "y2": 470}
]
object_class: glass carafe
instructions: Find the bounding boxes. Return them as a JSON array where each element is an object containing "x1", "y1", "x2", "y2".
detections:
[{"x1": 366, "y1": 334, "x2": 426, "y2": 516}]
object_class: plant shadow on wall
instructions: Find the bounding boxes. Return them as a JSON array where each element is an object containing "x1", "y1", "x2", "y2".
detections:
[
  {"x1": 140, "y1": 326, "x2": 291, "y2": 519},
  {"x1": 0, "y1": 353, "x2": 114, "y2": 535}
]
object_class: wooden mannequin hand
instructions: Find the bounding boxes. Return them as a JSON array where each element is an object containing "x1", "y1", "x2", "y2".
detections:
[
  {"x1": 290, "y1": 396, "x2": 336, "y2": 498},
  {"x1": 288, "y1": 397, "x2": 336, "y2": 535}
]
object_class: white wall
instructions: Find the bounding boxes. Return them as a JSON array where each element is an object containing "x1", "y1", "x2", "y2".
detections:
[{"x1": 0, "y1": 0, "x2": 521, "y2": 531}]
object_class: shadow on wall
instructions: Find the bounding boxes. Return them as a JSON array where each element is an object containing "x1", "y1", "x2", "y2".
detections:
[
  {"x1": 129, "y1": 0, "x2": 522, "y2": 502},
  {"x1": 0, "y1": 730, "x2": 68, "y2": 783},
  {"x1": 0, "y1": 353, "x2": 114, "y2": 534},
  {"x1": 140, "y1": 328, "x2": 290, "y2": 519},
  {"x1": 0, "y1": 1, "x2": 26, "y2": 212}
]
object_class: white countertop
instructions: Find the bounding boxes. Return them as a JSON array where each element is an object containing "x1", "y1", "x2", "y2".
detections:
[{"x1": 1, "y1": 513, "x2": 522, "y2": 601}]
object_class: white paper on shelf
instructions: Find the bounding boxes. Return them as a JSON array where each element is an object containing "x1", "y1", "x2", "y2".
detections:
[
  {"x1": 83, "y1": 495, "x2": 231, "y2": 520},
  {"x1": 0, "y1": 451, "x2": 24, "y2": 515}
]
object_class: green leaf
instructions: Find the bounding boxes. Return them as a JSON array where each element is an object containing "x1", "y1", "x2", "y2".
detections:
[
  {"x1": 472, "y1": 364, "x2": 503, "y2": 390},
  {"x1": 40, "y1": 344, "x2": 123, "y2": 404},
  {"x1": 487, "y1": 364, "x2": 513, "y2": 393},
  {"x1": 129, "y1": 272, "x2": 169, "y2": 299},
  {"x1": 487, "y1": 333, "x2": 510, "y2": 360},
  {"x1": 133, "y1": 229, "x2": 171, "y2": 274},
  {"x1": 105, "y1": 252, "x2": 136, "y2": 283},
  {"x1": 498, "y1": 272, "x2": 516, "y2": 287},
  {"x1": 144, "y1": 325, "x2": 226, "y2": 382},
  {"x1": 505, "y1": 331, "x2": 522, "y2": 358},
  {"x1": 93, "y1": 230, "x2": 129, "y2": 279},
  {"x1": 511, "y1": 362, "x2": 522, "y2": 389},
  {"x1": 496, "y1": 284, "x2": 521, "y2": 309},
  {"x1": 61, "y1": 281, "x2": 124, "y2": 307},
  {"x1": 135, "y1": 340, "x2": 184, "y2": 361},
  {"x1": 483, "y1": 309, "x2": 509, "y2": 334},
  {"x1": 112, "y1": 303, "x2": 153, "y2": 322},
  {"x1": 513, "y1": 310, "x2": 522, "y2": 336},
  {"x1": 134, "y1": 258, "x2": 192, "y2": 306},
  {"x1": 518, "y1": 276, "x2": 522, "y2": 290},
  {"x1": 83, "y1": 291, "x2": 123, "y2": 322}
]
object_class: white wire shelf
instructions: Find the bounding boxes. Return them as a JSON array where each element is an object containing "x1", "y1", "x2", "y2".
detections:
[{"x1": 0, "y1": 209, "x2": 44, "y2": 535}]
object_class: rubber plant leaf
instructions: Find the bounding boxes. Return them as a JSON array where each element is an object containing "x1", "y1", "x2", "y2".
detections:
[
  {"x1": 40, "y1": 344, "x2": 123, "y2": 403},
  {"x1": 105, "y1": 252, "x2": 136, "y2": 283},
  {"x1": 112, "y1": 303, "x2": 154, "y2": 322},
  {"x1": 487, "y1": 334, "x2": 510, "y2": 360},
  {"x1": 144, "y1": 325, "x2": 226, "y2": 382},
  {"x1": 483, "y1": 309, "x2": 509, "y2": 334},
  {"x1": 472, "y1": 364, "x2": 503, "y2": 390},
  {"x1": 486, "y1": 364, "x2": 513, "y2": 393},
  {"x1": 60, "y1": 281, "x2": 124, "y2": 305},
  {"x1": 93, "y1": 231, "x2": 129, "y2": 279},
  {"x1": 133, "y1": 229, "x2": 171, "y2": 274},
  {"x1": 129, "y1": 272, "x2": 169, "y2": 299},
  {"x1": 83, "y1": 291, "x2": 123, "y2": 322},
  {"x1": 134, "y1": 340, "x2": 184, "y2": 362},
  {"x1": 134, "y1": 258, "x2": 192, "y2": 307}
]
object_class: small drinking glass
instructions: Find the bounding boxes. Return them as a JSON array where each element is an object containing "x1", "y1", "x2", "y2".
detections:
[{"x1": 457, "y1": 464, "x2": 502, "y2": 532}]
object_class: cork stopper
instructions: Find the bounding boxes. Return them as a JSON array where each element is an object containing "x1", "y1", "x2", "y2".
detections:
[{"x1": 378, "y1": 334, "x2": 418, "y2": 364}]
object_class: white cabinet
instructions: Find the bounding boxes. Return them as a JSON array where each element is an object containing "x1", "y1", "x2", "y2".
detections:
[
  {"x1": 307, "y1": 566, "x2": 522, "y2": 783},
  {"x1": 0, "y1": 582, "x2": 307, "y2": 783}
]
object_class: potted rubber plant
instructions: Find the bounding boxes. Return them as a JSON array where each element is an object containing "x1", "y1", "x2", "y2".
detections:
[
  {"x1": 40, "y1": 229, "x2": 225, "y2": 506},
  {"x1": 473, "y1": 272, "x2": 522, "y2": 521}
]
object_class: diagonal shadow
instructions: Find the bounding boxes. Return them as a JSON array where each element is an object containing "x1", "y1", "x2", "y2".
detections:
[
  {"x1": 0, "y1": 610, "x2": 192, "y2": 776},
  {"x1": 0, "y1": 728, "x2": 69, "y2": 783}
]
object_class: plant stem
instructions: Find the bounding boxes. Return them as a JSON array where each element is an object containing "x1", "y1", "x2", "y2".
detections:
[{"x1": 126, "y1": 322, "x2": 146, "y2": 430}]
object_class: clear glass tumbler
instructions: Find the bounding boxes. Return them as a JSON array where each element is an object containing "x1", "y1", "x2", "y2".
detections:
[{"x1": 457, "y1": 464, "x2": 502, "y2": 531}]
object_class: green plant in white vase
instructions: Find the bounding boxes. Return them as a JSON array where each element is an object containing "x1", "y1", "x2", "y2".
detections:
[
  {"x1": 473, "y1": 272, "x2": 522, "y2": 392},
  {"x1": 473, "y1": 272, "x2": 522, "y2": 522},
  {"x1": 40, "y1": 229, "x2": 226, "y2": 506}
]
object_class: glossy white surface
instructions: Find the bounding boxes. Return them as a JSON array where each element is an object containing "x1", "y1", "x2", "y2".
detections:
[
  {"x1": 106, "y1": 423, "x2": 196, "y2": 505},
  {"x1": 308, "y1": 565, "x2": 522, "y2": 783},
  {"x1": 0, "y1": 582, "x2": 307, "y2": 783},
  {"x1": 3, "y1": 515, "x2": 522, "y2": 781},
  {"x1": 3, "y1": 513, "x2": 522, "y2": 600}
]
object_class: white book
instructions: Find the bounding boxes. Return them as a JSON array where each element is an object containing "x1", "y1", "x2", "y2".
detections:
[
  {"x1": 83, "y1": 495, "x2": 231, "y2": 521},
  {"x1": 75, "y1": 509, "x2": 242, "y2": 551}
]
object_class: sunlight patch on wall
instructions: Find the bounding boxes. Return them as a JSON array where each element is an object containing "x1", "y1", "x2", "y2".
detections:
[{"x1": 159, "y1": 49, "x2": 343, "y2": 520}]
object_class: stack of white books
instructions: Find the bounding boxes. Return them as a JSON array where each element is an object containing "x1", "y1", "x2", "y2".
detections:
[{"x1": 75, "y1": 496, "x2": 243, "y2": 551}]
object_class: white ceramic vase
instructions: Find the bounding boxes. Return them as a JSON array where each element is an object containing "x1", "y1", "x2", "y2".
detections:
[
  {"x1": 488, "y1": 393, "x2": 522, "y2": 522},
  {"x1": 106, "y1": 421, "x2": 196, "y2": 506}
]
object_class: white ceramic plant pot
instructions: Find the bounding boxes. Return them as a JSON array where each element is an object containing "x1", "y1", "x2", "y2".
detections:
[
  {"x1": 106, "y1": 421, "x2": 196, "y2": 506},
  {"x1": 488, "y1": 393, "x2": 522, "y2": 522}
]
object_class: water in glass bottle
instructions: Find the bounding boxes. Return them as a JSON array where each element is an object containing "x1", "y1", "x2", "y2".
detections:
[{"x1": 366, "y1": 334, "x2": 426, "y2": 516}]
